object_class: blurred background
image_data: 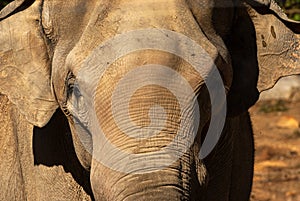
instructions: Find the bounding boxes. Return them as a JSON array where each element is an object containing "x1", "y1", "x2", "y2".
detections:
[
  {"x1": 1, "y1": 0, "x2": 300, "y2": 201},
  {"x1": 250, "y1": 77, "x2": 300, "y2": 201},
  {"x1": 276, "y1": 0, "x2": 300, "y2": 20}
]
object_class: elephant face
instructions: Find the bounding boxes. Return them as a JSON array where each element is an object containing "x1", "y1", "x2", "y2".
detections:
[{"x1": 0, "y1": 0, "x2": 299, "y2": 200}]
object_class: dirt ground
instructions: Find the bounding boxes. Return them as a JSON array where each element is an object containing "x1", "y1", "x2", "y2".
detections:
[{"x1": 250, "y1": 99, "x2": 300, "y2": 201}]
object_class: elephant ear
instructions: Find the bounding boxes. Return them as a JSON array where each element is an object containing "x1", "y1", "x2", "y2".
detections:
[
  {"x1": 246, "y1": 0, "x2": 300, "y2": 92},
  {"x1": 227, "y1": 0, "x2": 300, "y2": 116},
  {"x1": 0, "y1": 0, "x2": 58, "y2": 127},
  {"x1": 0, "y1": 0, "x2": 34, "y2": 19}
]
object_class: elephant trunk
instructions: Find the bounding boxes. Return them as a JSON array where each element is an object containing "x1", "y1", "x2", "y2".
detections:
[
  {"x1": 90, "y1": 157, "x2": 194, "y2": 200},
  {"x1": 85, "y1": 51, "x2": 205, "y2": 200}
]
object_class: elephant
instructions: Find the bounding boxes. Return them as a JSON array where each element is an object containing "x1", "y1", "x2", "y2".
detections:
[{"x1": 0, "y1": 0, "x2": 299, "y2": 200}]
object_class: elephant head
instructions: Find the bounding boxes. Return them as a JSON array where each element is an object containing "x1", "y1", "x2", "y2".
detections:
[{"x1": 0, "y1": 0, "x2": 299, "y2": 200}]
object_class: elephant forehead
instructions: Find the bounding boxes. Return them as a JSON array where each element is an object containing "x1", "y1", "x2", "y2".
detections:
[
  {"x1": 91, "y1": 50, "x2": 205, "y2": 91},
  {"x1": 64, "y1": 0, "x2": 220, "y2": 73},
  {"x1": 74, "y1": 30, "x2": 216, "y2": 100}
]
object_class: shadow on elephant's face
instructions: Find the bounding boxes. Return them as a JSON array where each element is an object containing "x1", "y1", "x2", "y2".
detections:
[{"x1": 33, "y1": 109, "x2": 94, "y2": 198}]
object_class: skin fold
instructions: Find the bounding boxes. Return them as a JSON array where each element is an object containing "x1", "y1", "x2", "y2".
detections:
[{"x1": 0, "y1": 0, "x2": 299, "y2": 200}]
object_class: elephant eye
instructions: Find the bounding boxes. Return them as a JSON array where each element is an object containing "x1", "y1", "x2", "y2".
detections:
[
  {"x1": 66, "y1": 72, "x2": 84, "y2": 107},
  {"x1": 69, "y1": 82, "x2": 82, "y2": 99},
  {"x1": 66, "y1": 72, "x2": 77, "y2": 98},
  {"x1": 62, "y1": 73, "x2": 90, "y2": 139},
  {"x1": 64, "y1": 72, "x2": 90, "y2": 127}
]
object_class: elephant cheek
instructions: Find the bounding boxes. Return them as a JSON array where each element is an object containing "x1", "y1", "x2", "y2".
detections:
[{"x1": 69, "y1": 123, "x2": 92, "y2": 170}]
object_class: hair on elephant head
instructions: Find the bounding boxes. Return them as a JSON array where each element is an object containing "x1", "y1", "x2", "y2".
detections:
[{"x1": 0, "y1": 0, "x2": 299, "y2": 200}]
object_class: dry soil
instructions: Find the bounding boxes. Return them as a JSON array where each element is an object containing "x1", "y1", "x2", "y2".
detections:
[{"x1": 250, "y1": 100, "x2": 300, "y2": 201}]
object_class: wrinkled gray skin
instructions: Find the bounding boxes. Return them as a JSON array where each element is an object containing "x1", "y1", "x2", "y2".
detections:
[{"x1": 0, "y1": 0, "x2": 299, "y2": 200}]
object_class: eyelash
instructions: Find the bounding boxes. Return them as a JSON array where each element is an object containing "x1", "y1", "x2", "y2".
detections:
[
  {"x1": 64, "y1": 72, "x2": 89, "y2": 128},
  {"x1": 61, "y1": 72, "x2": 76, "y2": 117}
]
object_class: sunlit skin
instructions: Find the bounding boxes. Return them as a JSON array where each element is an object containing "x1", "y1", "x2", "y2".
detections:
[{"x1": 0, "y1": 0, "x2": 299, "y2": 200}]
